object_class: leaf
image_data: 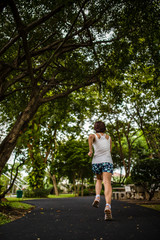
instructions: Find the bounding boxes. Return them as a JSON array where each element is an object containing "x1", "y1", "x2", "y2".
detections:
[{"x1": 56, "y1": 210, "x2": 61, "y2": 213}]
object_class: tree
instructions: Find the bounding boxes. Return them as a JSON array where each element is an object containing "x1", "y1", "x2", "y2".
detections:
[
  {"x1": 123, "y1": 63, "x2": 160, "y2": 159},
  {"x1": 95, "y1": 93, "x2": 145, "y2": 178},
  {"x1": 0, "y1": 0, "x2": 101, "y2": 173},
  {"x1": 53, "y1": 139, "x2": 93, "y2": 196},
  {"x1": 87, "y1": 48, "x2": 160, "y2": 177},
  {"x1": 0, "y1": 0, "x2": 159, "y2": 174},
  {"x1": 15, "y1": 92, "x2": 95, "y2": 194},
  {"x1": 0, "y1": 148, "x2": 25, "y2": 198},
  {"x1": 131, "y1": 158, "x2": 160, "y2": 200}
]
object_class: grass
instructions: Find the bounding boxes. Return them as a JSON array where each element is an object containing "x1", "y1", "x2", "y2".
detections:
[
  {"x1": 8, "y1": 201, "x2": 33, "y2": 209},
  {"x1": 141, "y1": 204, "x2": 160, "y2": 211},
  {"x1": 6, "y1": 197, "x2": 45, "y2": 201},
  {"x1": 6, "y1": 193, "x2": 76, "y2": 201},
  {"x1": 48, "y1": 193, "x2": 76, "y2": 198},
  {"x1": 0, "y1": 199, "x2": 34, "y2": 226},
  {"x1": 0, "y1": 212, "x2": 11, "y2": 225}
]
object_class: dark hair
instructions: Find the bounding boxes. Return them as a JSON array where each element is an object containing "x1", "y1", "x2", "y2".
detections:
[{"x1": 94, "y1": 121, "x2": 106, "y2": 133}]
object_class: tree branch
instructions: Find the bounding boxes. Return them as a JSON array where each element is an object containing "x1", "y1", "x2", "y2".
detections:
[
  {"x1": 0, "y1": 160, "x2": 25, "y2": 198},
  {"x1": 37, "y1": 0, "x2": 90, "y2": 80},
  {"x1": 81, "y1": 8, "x2": 101, "y2": 68},
  {"x1": 8, "y1": 0, "x2": 34, "y2": 83},
  {"x1": 0, "y1": 86, "x2": 31, "y2": 102},
  {"x1": 0, "y1": 3, "x2": 66, "y2": 57},
  {"x1": 41, "y1": 77, "x2": 99, "y2": 103},
  {"x1": 26, "y1": 4, "x2": 65, "y2": 33}
]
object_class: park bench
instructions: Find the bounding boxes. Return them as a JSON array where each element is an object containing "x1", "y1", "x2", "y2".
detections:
[{"x1": 112, "y1": 187, "x2": 126, "y2": 200}]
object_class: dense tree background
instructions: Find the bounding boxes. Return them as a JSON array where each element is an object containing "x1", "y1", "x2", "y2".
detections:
[{"x1": 0, "y1": 0, "x2": 159, "y2": 197}]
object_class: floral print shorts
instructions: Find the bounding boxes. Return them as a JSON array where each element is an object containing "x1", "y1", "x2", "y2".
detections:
[{"x1": 92, "y1": 162, "x2": 113, "y2": 175}]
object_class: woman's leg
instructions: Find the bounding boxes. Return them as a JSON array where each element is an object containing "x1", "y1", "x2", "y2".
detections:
[
  {"x1": 92, "y1": 174, "x2": 102, "y2": 207},
  {"x1": 102, "y1": 172, "x2": 112, "y2": 205},
  {"x1": 95, "y1": 174, "x2": 102, "y2": 197}
]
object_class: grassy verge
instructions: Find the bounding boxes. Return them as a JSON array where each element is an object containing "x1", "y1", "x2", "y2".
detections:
[
  {"x1": 141, "y1": 204, "x2": 160, "y2": 211},
  {"x1": 8, "y1": 201, "x2": 34, "y2": 209},
  {"x1": 0, "y1": 199, "x2": 34, "y2": 226},
  {"x1": 0, "y1": 212, "x2": 11, "y2": 225},
  {"x1": 6, "y1": 193, "x2": 76, "y2": 201},
  {"x1": 6, "y1": 197, "x2": 45, "y2": 201},
  {"x1": 48, "y1": 194, "x2": 76, "y2": 198}
]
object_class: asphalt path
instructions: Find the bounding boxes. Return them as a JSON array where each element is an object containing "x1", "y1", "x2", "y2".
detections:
[{"x1": 0, "y1": 196, "x2": 160, "y2": 240}]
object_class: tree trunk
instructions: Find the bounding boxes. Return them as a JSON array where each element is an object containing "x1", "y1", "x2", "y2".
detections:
[
  {"x1": 73, "y1": 176, "x2": 76, "y2": 196},
  {"x1": 81, "y1": 178, "x2": 84, "y2": 197},
  {"x1": 52, "y1": 174, "x2": 59, "y2": 196},
  {"x1": 77, "y1": 180, "x2": 80, "y2": 196},
  {"x1": 0, "y1": 93, "x2": 40, "y2": 175},
  {"x1": 0, "y1": 161, "x2": 24, "y2": 199}
]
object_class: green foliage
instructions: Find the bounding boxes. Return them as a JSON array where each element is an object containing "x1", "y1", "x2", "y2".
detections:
[
  {"x1": 0, "y1": 213, "x2": 11, "y2": 225},
  {"x1": 48, "y1": 194, "x2": 75, "y2": 198},
  {"x1": 28, "y1": 157, "x2": 46, "y2": 190},
  {"x1": 0, "y1": 201, "x2": 10, "y2": 208},
  {"x1": 131, "y1": 158, "x2": 160, "y2": 200},
  {"x1": 17, "y1": 112, "x2": 50, "y2": 190},
  {"x1": 141, "y1": 205, "x2": 160, "y2": 212},
  {"x1": 82, "y1": 189, "x2": 89, "y2": 196},
  {"x1": 0, "y1": 154, "x2": 25, "y2": 198},
  {"x1": 6, "y1": 201, "x2": 32, "y2": 210},
  {"x1": 0, "y1": 0, "x2": 159, "y2": 186},
  {"x1": 0, "y1": 200, "x2": 33, "y2": 225},
  {"x1": 23, "y1": 188, "x2": 51, "y2": 198},
  {"x1": 131, "y1": 158, "x2": 160, "y2": 184},
  {"x1": 0, "y1": 182, "x2": 4, "y2": 196},
  {"x1": 53, "y1": 139, "x2": 93, "y2": 182},
  {"x1": 78, "y1": 186, "x2": 97, "y2": 196},
  {"x1": 124, "y1": 176, "x2": 134, "y2": 185},
  {"x1": 112, "y1": 183, "x2": 123, "y2": 188}
]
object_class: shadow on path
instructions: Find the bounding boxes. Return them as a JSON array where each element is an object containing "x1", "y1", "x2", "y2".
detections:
[{"x1": 0, "y1": 196, "x2": 160, "y2": 240}]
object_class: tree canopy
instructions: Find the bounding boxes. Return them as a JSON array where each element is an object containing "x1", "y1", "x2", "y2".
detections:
[
  {"x1": 131, "y1": 158, "x2": 160, "y2": 200},
  {"x1": 0, "y1": 0, "x2": 160, "y2": 175}
]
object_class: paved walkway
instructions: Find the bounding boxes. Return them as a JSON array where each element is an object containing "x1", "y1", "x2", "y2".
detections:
[{"x1": 0, "y1": 196, "x2": 160, "y2": 240}]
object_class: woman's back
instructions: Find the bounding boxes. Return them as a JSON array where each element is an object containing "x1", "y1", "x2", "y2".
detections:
[{"x1": 92, "y1": 133, "x2": 112, "y2": 164}]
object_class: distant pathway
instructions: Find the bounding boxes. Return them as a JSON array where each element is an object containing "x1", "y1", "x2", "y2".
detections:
[{"x1": 0, "y1": 196, "x2": 160, "y2": 240}]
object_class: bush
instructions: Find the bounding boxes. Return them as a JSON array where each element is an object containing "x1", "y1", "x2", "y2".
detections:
[
  {"x1": 0, "y1": 183, "x2": 5, "y2": 196},
  {"x1": 83, "y1": 189, "x2": 89, "y2": 196},
  {"x1": 49, "y1": 186, "x2": 63, "y2": 194},
  {"x1": 87, "y1": 184, "x2": 95, "y2": 190},
  {"x1": 124, "y1": 176, "x2": 134, "y2": 185},
  {"x1": 112, "y1": 183, "x2": 123, "y2": 188},
  {"x1": 131, "y1": 158, "x2": 160, "y2": 200},
  {"x1": 23, "y1": 188, "x2": 51, "y2": 198},
  {"x1": 101, "y1": 189, "x2": 104, "y2": 195}
]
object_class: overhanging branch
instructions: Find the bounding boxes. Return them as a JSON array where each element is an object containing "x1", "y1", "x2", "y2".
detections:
[
  {"x1": 8, "y1": 0, "x2": 34, "y2": 83},
  {"x1": 41, "y1": 77, "x2": 99, "y2": 103}
]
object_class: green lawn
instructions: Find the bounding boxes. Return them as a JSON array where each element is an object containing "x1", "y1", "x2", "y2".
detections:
[
  {"x1": 141, "y1": 204, "x2": 160, "y2": 211},
  {"x1": 0, "y1": 212, "x2": 11, "y2": 225},
  {"x1": 0, "y1": 199, "x2": 34, "y2": 226},
  {"x1": 6, "y1": 197, "x2": 45, "y2": 201},
  {"x1": 8, "y1": 201, "x2": 33, "y2": 209},
  {"x1": 6, "y1": 193, "x2": 76, "y2": 201},
  {"x1": 48, "y1": 193, "x2": 76, "y2": 198}
]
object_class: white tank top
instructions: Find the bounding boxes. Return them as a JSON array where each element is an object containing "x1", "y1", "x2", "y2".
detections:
[{"x1": 92, "y1": 133, "x2": 113, "y2": 164}]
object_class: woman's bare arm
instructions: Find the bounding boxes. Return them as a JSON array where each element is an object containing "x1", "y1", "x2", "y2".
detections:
[
  {"x1": 88, "y1": 134, "x2": 95, "y2": 157},
  {"x1": 110, "y1": 137, "x2": 112, "y2": 152}
]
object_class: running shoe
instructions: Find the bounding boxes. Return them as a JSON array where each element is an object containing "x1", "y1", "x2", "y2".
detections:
[
  {"x1": 104, "y1": 204, "x2": 112, "y2": 220},
  {"x1": 92, "y1": 199, "x2": 100, "y2": 208}
]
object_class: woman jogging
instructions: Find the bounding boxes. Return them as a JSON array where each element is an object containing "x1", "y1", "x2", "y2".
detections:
[{"x1": 88, "y1": 121, "x2": 113, "y2": 220}]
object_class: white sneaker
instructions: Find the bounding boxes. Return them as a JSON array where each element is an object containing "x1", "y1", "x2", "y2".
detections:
[
  {"x1": 92, "y1": 199, "x2": 100, "y2": 208},
  {"x1": 104, "y1": 204, "x2": 112, "y2": 220}
]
